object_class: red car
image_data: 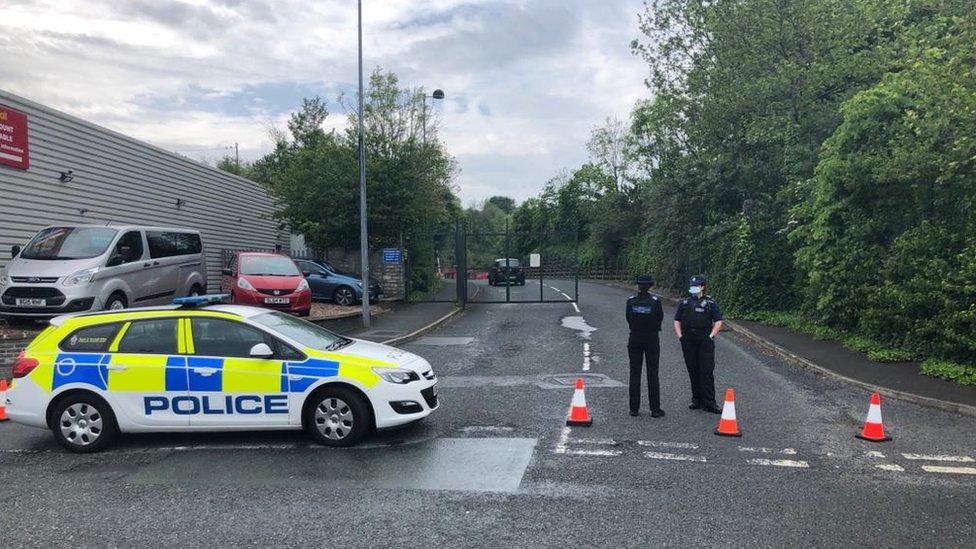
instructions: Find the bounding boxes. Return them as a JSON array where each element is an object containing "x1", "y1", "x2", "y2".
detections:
[{"x1": 221, "y1": 252, "x2": 311, "y2": 316}]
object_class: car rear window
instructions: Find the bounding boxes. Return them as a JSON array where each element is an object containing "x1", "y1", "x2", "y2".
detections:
[
  {"x1": 496, "y1": 259, "x2": 521, "y2": 267},
  {"x1": 116, "y1": 318, "x2": 179, "y2": 355},
  {"x1": 60, "y1": 323, "x2": 122, "y2": 352}
]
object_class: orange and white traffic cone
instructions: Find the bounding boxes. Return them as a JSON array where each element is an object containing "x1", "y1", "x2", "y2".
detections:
[
  {"x1": 714, "y1": 388, "x2": 741, "y2": 437},
  {"x1": 0, "y1": 378, "x2": 9, "y2": 422},
  {"x1": 855, "y1": 392, "x2": 891, "y2": 442},
  {"x1": 566, "y1": 377, "x2": 592, "y2": 427}
]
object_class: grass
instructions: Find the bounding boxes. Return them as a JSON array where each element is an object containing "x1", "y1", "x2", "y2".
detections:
[{"x1": 920, "y1": 359, "x2": 976, "y2": 386}]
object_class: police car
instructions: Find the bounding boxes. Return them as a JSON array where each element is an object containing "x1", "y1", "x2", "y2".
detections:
[{"x1": 4, "y1": 295, "x2": 438, "y2": 452}]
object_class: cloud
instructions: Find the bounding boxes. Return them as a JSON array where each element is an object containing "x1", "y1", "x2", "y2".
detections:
[{"x1": 2, "y1": 0, "x2": 649, "y2": 203}]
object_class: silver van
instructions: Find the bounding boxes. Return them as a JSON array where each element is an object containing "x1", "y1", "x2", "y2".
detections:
[{"x1": 0, "y1": 225, "x2": 207, "y2": 324}]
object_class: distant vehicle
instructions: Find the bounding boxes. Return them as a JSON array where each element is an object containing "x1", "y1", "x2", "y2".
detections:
[
  {"x1": 294, "y1": 259, "x2": 382, "y2": 307},
  {"x1": 1, "y1": 225, "x2": 206, "y2": 324},
  {"x1": 221, "y1": 252, "x2": 311, "y2": 316},
  {"x1": 488, "y1": 258, "x2": 525, "y2": 286},
  {"x1": 3, "y1": 295, "x2": 438, "y2": 452}
]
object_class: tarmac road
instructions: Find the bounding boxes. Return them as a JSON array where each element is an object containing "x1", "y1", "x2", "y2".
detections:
[{"x1": 1, "y1": 280, "x2": 974, "y2": 547}]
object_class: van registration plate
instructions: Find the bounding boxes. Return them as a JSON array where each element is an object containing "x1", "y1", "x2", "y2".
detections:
[{"x1": 15, "y1": 298, "x2": 46, "y2": 306}]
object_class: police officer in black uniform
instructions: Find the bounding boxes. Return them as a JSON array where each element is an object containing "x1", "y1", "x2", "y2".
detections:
[
  {"x1": 626, "y1": 275, "x2": 665, "y2": 417},
  {"x1": 673, "y1": 275, "x2": 724, "y2": 414}
]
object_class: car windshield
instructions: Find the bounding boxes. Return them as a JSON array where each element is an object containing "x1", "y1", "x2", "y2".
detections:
[
  {"x1": 497, "y1": 259, "x2": 520, "y2": 267},
  {"x1": 240, "y1": 255, "x2": 300, "y2": 276},
  {"x1": 252, "y1": 311, "x2": 350, "y2": 351},
  {"x1": 20, "y1": 227, "x2": 118, "y2": 260}
]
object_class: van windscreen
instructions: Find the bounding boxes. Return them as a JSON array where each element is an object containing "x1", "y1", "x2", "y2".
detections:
[{"x1": 20, "y1": 227, "x2": 118, "y2": 260}]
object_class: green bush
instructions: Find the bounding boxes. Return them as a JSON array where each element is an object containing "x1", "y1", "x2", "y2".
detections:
[
  {"x1": 920, "y1": 359, "x2": 976, "y2": 386},
  {"x1": 866, "y1": 349, "x2": 917, "y2": 363}
]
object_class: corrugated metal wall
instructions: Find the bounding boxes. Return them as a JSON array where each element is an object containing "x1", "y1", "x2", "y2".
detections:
[{"x1": 0, "y1": 89, "x2": 289, "y2": 293}]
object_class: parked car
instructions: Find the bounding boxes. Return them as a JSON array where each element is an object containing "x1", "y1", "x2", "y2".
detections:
[
  {"x1": 0, "y1": 225, "x2": 206, "y2": 324},
  {"x1": 487, "y1": 258, "x2": 525, "y2": 286},
  {"x1": 294, "y1": 258, "x2": 383, "y2": 306},
  {"x1": 221, "y1": 252, "x2": 311, "y2": 316}
]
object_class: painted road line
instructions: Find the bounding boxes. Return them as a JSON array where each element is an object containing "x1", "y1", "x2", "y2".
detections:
[
  {"x1": 637, "y1": 441, "x2": 700, "y2": 450},
  {"x1": 554, "y1": 426, "x2": 571, "y2": 454},
  {"x1": 865, "y1": 451, "x2": 886, "y2": 459},
  {"x1": 902, "y1": 454, "x2": 974, "y2": 463},
  {"x1": 571, "y1": 437, "x2": 617, "y2": 445},
  {"x1": 875, "y1": 464, "x2": 905, "y2": 472},
  {"x1": 563, "y1": 448, "x2": 623, "y2": 457},
  {"x1": 644, "y1": 451, "x2": 707, "y2": 463},
  {"x1": 583, "y1": 342, "x2": 591, "y2": 371},
  {"x1": 921, "y1": 465, "x2": 976, "y2": 475},
  {"x1": 461, "y1": 426, "x2": 516, "y2": 434},
  {"x1": 738, "y1": 446, "x2": 798, "y2": 455},
  {"x1": 747, "y1": 458, "x2": 810, "y2": 468}
]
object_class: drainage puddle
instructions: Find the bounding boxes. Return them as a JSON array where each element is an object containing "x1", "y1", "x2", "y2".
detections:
[{"x1": 560, "y1": 315, "x2": 597, "y2": 339}]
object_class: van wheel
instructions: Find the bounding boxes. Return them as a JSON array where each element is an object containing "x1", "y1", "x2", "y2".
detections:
[
  {"x1": 334, "y1": 286, "x2": 356, "y2": 307},
  {"x1": 51, "y1": 394, "x2": 119, "y2": 453},
  {"x1": 104, "y1": 292, "x2": 127, "y2": 311},
  {"x1": 304, "y1": 387, "x2": 370, "y2": 447},
  {"x1": 189, "y1": 284, "x2": 203, "y2": 297}
]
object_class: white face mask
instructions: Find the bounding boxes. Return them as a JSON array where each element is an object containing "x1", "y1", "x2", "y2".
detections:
[{"x1": 689, "y1": 286, "x2": 702, "y2": 296}]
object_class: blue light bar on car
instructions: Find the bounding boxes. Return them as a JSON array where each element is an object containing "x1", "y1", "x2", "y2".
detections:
[{"x1": 173, "y1": 294, "x2": 229, "y2": 306}]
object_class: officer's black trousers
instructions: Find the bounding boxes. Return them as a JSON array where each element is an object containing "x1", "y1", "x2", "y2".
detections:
[
  {"x1": 628, "y1": 336, "x2": 660, "y2": 412},
  {"x1": 680, "y1": 334, "x2": 716, "y2": 407}
]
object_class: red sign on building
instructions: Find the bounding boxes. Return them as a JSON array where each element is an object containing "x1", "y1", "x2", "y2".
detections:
[{"x1": 0, "y1": 105, "x2": 30, "y2": 170}]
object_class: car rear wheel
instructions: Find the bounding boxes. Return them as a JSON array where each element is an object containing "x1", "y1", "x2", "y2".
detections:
[
  {"x1": 189, "y1": 284, "x2": 203, "y2": 297},
  {"x1": 51, "y1": 394, "x2": 119, "y2": 453},
  {"x1": 304, "y1": 387, "x2": 370, "y2": 447},
  {"x1": 334, "y1": 286, "x2": 356, "y2": 306},
  {"x1": 104, "y1": 292, "x2": 127, "y2": 311}
]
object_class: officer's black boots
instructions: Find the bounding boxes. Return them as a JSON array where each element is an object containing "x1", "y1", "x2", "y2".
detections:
[
  {"x1": 651, "y1": 409, "x2": 666, "y2": 418},
  {"x1": 688, "y1": 399, "x2": 703, "y2": 410},
  {"x1": 630, "y1": 410, "x2": 640, "y2": 417},
  {"x1": 703, "y1": 404, "x2": 722, "y2": 414}
]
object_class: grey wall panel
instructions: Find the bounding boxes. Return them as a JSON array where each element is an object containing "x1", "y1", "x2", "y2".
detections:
[{"x1": 0, "y1": 89, "x2": 290, "y2": 294}]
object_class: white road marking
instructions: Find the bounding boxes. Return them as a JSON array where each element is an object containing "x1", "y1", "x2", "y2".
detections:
[
  {"x1": 738, "y1": 446, "x2": 797, "y2": 455},
  {"x1": 461, "y1": 426, "x2": 515, "y2": 434},
  {"x1": 582, "y1": 342, "x2": 591, "y2": 371},
  {"x1": 921, "y1": 465, "x2": 976, "y2": 475},
  {"x1": 902, "y1": 454, "x2": 974, "y2": 463},
  {"x1": 875, "y1": 464, "x2": 905, "y2": 472},
  {"x1": 554, "y1": 426, "x2": 571, "y2": 454},
  {"x1": 563, "y1": 448, "x2": 623, "y2": 457},
  {"x1": 644, "y1": 451, "x2": 707, "y2": 462},
  {"x1": 747, "y1": 458, "x2": 810, "y2": 468},
  {"x1": 865, "y1": 451, "x2": 886, "y2": 459},
  {"x1": 637, "y1": 441, "x2": 700, "y2": 450},
  {"x1": 571, "y1": 437, "x2": 617, "y2": 446}
]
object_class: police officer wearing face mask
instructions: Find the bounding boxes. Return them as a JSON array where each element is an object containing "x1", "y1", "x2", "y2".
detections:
[
  {"x1": 673, "y1": 275, "x2": 724, "y2": 414},
  {"x1": 626, "y1": 275, "x2": 665, "y2": 417}
]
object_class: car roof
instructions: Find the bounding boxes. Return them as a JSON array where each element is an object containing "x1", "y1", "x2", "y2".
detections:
[
  {"x1": 49, "y1": 304, "x2": 273, "y2": 326},
  {"x1": 237, "y1": 251, "x2": 289, "y2": 257},
  {"x1": 39, "y1": 224, "x2": 200, "y2": 234}
]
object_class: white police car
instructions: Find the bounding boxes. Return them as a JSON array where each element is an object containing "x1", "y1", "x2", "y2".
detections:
[{"x1": 5, "y1": 295, "x2": 438, "y2": 452}]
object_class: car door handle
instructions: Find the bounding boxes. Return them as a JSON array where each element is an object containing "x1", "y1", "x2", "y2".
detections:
[
  {"x1": 288, "y1": 374, "x2": 304, "y2": 381},
  {"x1": 153, "y1": 261, "x2": 160, "y2": 266},
  {"x1": 106, "y1": 365, "x2": 127, "y2": 371},
  {"x1": 193, "y1": 367, "x2": 218, "y2": 376},
  {"x1": 143, "y1": 262, "x2": 151, "y2": 267}
]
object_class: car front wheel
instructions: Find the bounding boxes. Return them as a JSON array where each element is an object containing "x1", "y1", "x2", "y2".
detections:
[
  {"x1": 304, "y1": 387, "x2": 370, "y2": 447},
  {"x1": 334, "y1": 286, "x2": 356, "y2": 306}
]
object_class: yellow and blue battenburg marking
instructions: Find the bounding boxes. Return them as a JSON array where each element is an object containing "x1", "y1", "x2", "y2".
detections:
[
  {"x1": 53, "y1": 353, "x2": 111, "y2": 390},
  {"x1": 49, "y1": 352, "x2": 343, "y2": 394}
]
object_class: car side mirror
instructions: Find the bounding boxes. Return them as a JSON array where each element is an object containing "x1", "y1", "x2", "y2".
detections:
[
  {"x1": 106, "y1": 256, "x2": 124, "y2": 267},
  {"x1": 222, "y1": 268, "x2": 233, "y2": 276},
  {"x1": 249, "y1": 343, "x2": 274, "y2": 359},
  {"x1": 11, "y1": 244, "x2": 20, "y2": 258},
  {"x1": 302, "y1": 271, "x2": 311, "y2": 277}
]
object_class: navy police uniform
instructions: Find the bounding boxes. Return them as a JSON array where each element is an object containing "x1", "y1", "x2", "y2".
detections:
[
  {"x1": 626, "y1": 276, "x2": 664, "y2": 415},
  {"x1": 674, "y1": 280, "x2": 723, "y2": 410}
]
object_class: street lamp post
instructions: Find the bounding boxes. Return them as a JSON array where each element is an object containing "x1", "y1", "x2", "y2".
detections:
[
  {"x1": 421, "y1": 88, "x2": 445, "y2": 144},
  {"x1": 357, "y1": 0, "x2": 370, "y2": 327}
]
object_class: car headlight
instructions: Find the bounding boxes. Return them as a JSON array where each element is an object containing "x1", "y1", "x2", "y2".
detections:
[
  {"x1": 0, "y1": 268, "x2": 6, "y2": 287},
  {"x1": 237, "y1": 277, "x2": 255, "y2": 290},
  {"x1": 372, "y1": 367, "x2": 420, "y2": 384},
  {"x1": 297, "y1": 279, "x2": 310, "y2": 292},
  {"x1": 63, "y1": 268, "x2": 99, "y2": 286}
]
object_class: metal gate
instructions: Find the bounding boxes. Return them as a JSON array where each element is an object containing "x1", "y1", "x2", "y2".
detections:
[{"x1": 405, "y1": 221, "x2": 579, "y2": 305}]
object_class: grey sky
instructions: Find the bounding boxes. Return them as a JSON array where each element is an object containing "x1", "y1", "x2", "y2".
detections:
[{"x1": 1, "y1": 0, "x2": 649, "y2": 204}]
